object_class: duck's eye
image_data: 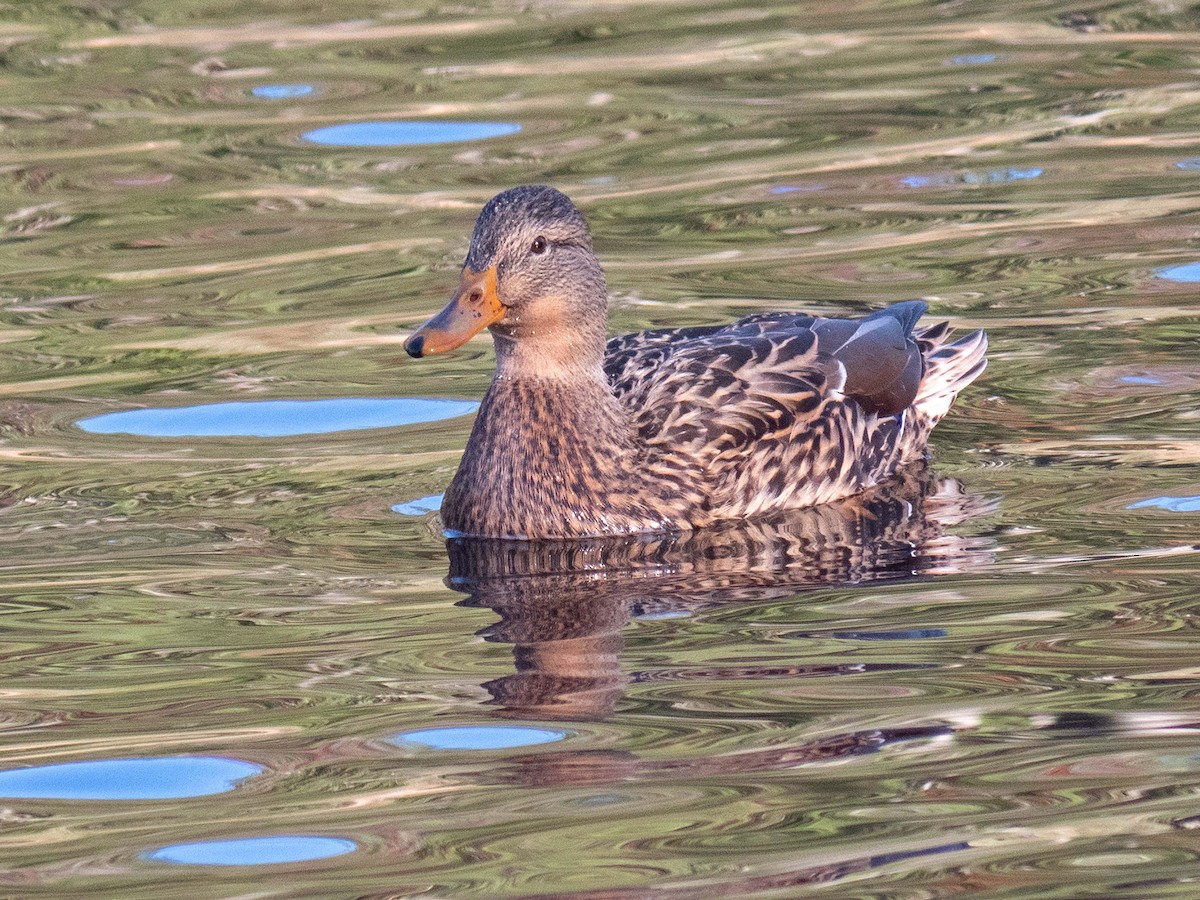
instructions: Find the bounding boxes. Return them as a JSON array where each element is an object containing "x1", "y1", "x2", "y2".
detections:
[{"x1": 530, "y1": 235, "x2": 547, "y2": 255}]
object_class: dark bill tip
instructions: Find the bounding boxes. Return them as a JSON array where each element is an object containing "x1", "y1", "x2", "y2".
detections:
[{"x1": 404, "y1": 334, "x2": 426, "y2": 358}]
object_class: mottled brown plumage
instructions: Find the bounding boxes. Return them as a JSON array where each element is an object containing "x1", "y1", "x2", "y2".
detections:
[{"x1": 405, "y1": 185, "x2": 987, "y2": 539}]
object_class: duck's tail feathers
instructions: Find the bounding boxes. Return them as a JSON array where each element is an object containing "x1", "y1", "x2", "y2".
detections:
[
  {"x1": 895, "y1": 326, "x2": 986, "y2": 462},
  {"x1": 914, "y1": 327, "x2": 987, "y2": 427}
]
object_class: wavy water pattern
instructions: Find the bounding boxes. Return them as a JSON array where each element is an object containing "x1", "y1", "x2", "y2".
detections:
[{"x1": 1, "y1": 0, "x2": 1200, "y2": 896}]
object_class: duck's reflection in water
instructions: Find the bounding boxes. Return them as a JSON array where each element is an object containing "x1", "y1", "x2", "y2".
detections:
[{"x1": 446, "y1": 465, "x2": 995, "y2": 720}]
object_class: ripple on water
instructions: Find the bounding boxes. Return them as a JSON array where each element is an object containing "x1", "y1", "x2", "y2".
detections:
[
  {"x1": 301, "y1": 121, "x2": 521, "y2": 147},
  {"x1": 871, "y1": 841, "x2": 972, "y2": 868},
  {"x1": 77, "y1": 398, "x2": 478, "y2": 438},
  {"x1": 636, "y1": 609, "x2": 693, "y2": 620},
  {"x1": 831, "y1": 628, "x2": 949, "y2": 640},
  {"x1": 146, "y1": 835, "x2": 355, "y2": 866},
  {"x1": 389, "y1": 726, "x2": 569, "y2": 751},
  {"x1": 901, "y1": 168, "x2": 1042, "y2": 188},
  {"x1": 1154, "y1": 262, "x2": 1200, "y2": 282},
  {"x1": 251, "y1": 84, "x2": 315, "y2": 99},
  {"x1": 771, "y1": 183, "x2": 826, "y2": 194},
  {"x1": 1118, "y1": 375, "x2": 1164, "y2": 385},
  {"x1": 111, "y1": 173, "x2": 174, "y2": 187},
  {"x1": 0, "y1": 757, "x2": 262, "y2": 800},
  {"x1": 900, "y1": 173, "x2": 958, "y2": 188},
  {"x1": 964, "y1": 167, "x2": 1042, "y2": 184},
  {"x1": 392, "y1": 493, "x2": 444, "y2": 516}
]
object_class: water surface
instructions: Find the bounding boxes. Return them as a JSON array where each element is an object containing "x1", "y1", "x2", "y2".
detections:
[{"x1": 2, "y1": 1, "x2": 1200, "y2": 897}]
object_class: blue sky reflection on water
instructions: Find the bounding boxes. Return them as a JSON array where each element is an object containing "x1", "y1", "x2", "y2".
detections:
[
  {"x1": 147, "y1": 836, "x2": 357, "y2": 866},
  {"x1": 251, "y1": 84, "x2": 314, "y2": 99},
  {"x1": 78, "y1": 398, "x2": 478, "y2": 438},
  {"x1": 301, "y1": 121, "x2": 521, "y2": 147},
  {"x1": 1154, "y1": 262, "x2": 1200, "y2": 283},
  {"x1": 392, "y1": 493, "x2": 444, "y2": 516},
  {"x1": 1119, "y1": 374, "x2": 1165, "y2": 385},
  {"x1": 1128, "y1": 495, "x2": 1200, "y2": 512},
  {"x1": 949, "y1": 53, "x2": 997, "y2": 65},
  {"x1": 901, "y1": 168, "x2": 1043, "y2": 188},
  {"x1": 0, "y1": 757, "x2": 263, "y2": 800},
  {"x1": 390, "y1": 726, "x2": 569, "y2": 751}
]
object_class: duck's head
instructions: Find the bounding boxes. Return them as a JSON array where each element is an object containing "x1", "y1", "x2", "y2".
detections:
[{"x1": 404, "y1": 186, "x2": 607, "y2": 365}]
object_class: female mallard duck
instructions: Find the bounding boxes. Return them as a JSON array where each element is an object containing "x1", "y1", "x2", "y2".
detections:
[{"x1": 405, "y1": 185, "x2": 987, "y2": 540}]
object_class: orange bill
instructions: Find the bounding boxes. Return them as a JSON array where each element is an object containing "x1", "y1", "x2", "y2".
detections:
[{"x1": 404, "y1": 266, "x2": 505, "y2": 358}]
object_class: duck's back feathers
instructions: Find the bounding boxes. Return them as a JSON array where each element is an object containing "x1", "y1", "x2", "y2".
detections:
[{"x1": 625, "y1": 328, "x2": 830, "y2": 459}]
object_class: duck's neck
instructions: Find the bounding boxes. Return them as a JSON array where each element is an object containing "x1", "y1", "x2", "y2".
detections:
[{"x1": 489, "y1": 318, "x2": 607, "y2": 382}]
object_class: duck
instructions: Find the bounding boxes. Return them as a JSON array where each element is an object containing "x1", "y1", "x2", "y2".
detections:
[{"x1": 404, "y1": 185, "x2": 987, "y2": 540}]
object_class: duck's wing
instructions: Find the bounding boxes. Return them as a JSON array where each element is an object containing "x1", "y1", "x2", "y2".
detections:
[
  {"x1": 612, "y1": 326, "x2": 827, "y2": 454},
  {"x1": 807, "y1": 301, "x2": 929, "y2": 416},
  {"x1": 604, "y1": 322, "x2": 729, "y2": 392},
  {"x1": 604, "y1": 301, "x2": 940, "y2": 516},
  {"x1": 606, "y1": 301, "x2": 930, "y2": 422}
]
